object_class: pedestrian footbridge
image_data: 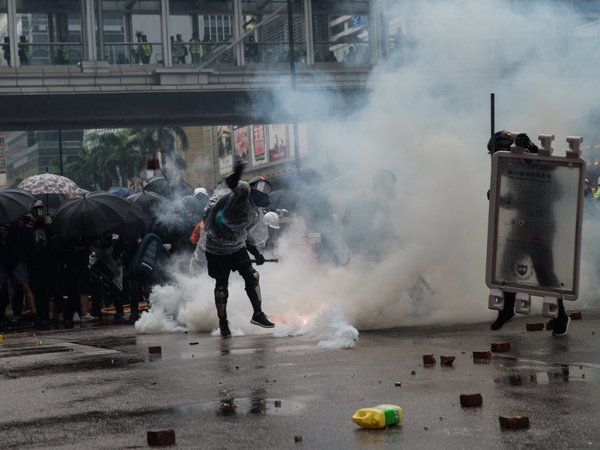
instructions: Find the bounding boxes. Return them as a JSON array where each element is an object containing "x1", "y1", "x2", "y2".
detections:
[
  {"x1": 0, "y1": 63, "x2": 371, "y2": 130},
  {"x1": 0, "y1": 0, "x2": 391, "y2": 129}
]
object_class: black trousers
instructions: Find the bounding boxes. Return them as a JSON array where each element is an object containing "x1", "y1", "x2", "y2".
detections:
[{"x1": 206, "y1": 247, "x2": 261, "y2": 313}]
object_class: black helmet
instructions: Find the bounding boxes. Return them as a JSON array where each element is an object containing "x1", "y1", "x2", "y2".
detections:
[
  {"x1": 249, "y1": 176, "x2": 272, "y2": 207},
  {"x1": 249, "y1": 176, "x2": 272, "y2": 193},
  {"x1": 487, "y1": 130, "x2": 514, "y2": 154}
]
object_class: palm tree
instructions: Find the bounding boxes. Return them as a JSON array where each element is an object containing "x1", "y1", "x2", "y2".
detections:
[
  {"x1": 65, "y1": 130, "x2": 144, "y2": 190},
  {"x1": 128, "y1": 126, "x2": 189, "y2": 176},
  {"x1": 64, "y1": 147, "x2": 96, "y2": 190},
  {"x1": 65, "y1": 127, "x2": 189, "y2": 191}
]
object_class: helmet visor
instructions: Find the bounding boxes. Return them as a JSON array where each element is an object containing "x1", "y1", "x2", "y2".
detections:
[{"x1": 252, "y1": 180, "x2": 272, "y2": 195}]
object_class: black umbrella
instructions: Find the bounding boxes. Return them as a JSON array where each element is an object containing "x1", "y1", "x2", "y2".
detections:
[
  {"x1": 143, "y1": 176, "x2": 193, "y2": 198},
  {"x1": 0, "y1": 187, "x2": 36, "y2": 224},
  {"x1": 107, "y1": 203, "x2": 151, "y2": 237},
  {"x1": 127, "y1": 190, "x2": 165, "y2": 211},
  {"x1": 52, "y1": 191, "x2": 142, "y2": 239},
  {"x1": 268, "y1": 189, "x2": 307, "y2": 213}
]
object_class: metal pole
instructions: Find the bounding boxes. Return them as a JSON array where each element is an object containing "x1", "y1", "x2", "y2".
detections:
[
  {"x1": 58, "y1": 130, "x2": 64, "y2": 175},
  {"x1": 287, "y1": 0, "x2": 301, "y2": 175},
  {"x1": 287, "y1": 0, "x2": 296, "y2": 89},
  {"x1": 490, "y1": 93, "x2": 495, "y2": 153}
]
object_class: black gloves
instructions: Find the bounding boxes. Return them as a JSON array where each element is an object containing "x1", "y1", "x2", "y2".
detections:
[
  {"x1": 246, "y1": 244, "x2": 265, "y2": 265},
  {"x1": 515, "y1": 133, "x2": 538, "y2": 153},
  {"x1": 225, "y1": 160, "x2": 244, "y2": 190}
]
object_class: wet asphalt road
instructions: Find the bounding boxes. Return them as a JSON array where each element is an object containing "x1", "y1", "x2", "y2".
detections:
[{"x1": 1, "y1": 311, "x2": 600, "y2": 449}]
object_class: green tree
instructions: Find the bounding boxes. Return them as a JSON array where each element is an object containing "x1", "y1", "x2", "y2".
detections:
[
  {"x1": 65, "y1": 127, "x2": 188, "y2": 191},
  {"x1": 66, "y1": 129, "x2": 146, "y2": 190},
  {"x1": 128, "y1": 126, "x2": 189, "y2": 175},
  {"x1": 64, "y1": 147, "x2": 96, "y2": 190}
]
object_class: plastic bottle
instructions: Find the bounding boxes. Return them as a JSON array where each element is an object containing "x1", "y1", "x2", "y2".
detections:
[{"x1": 352, "y1": 404, "x2": 403, "y2": 429}]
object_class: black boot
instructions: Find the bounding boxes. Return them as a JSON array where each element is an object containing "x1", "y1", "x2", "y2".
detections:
[
  {"x1": 219, "y1": 319, "x2": 232, "y2": 338},
  {"x1": 549, "y1": 300, "x2": 570, "y2": 337},
  {"x1": 215, "y1": 286, "x2": 231, "y2": 338},
  {"x1": 490, "y1": 293, "x2": 515, "y2": 331}
]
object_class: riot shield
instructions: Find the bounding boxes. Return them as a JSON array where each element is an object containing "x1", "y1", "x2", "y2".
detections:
[{"x1": 486, "y1": 136, "x2": 585, "y2": 317}]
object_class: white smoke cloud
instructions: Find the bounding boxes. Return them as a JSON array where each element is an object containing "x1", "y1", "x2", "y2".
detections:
[{"x1": 137, "y1": 0, "x2": 600, "y2": 342}]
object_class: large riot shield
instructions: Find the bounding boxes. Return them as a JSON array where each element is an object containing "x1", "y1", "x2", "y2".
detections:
[{"x1": 485, "y1": 136, "x2": 585, "y2": 317}]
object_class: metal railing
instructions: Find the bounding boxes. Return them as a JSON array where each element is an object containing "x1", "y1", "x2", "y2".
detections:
[
  {"x1": 1, "y1": 42, "x2": 83, "y2": 67},
  {"x1": 102, "y1": 42, "x2": 164, "y2": 65}
]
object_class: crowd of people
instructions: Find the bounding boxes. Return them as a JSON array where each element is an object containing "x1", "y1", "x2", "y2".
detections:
[
  {"x1": 0, "y1": 200, "x2": 153, "y2": 330},
  {"x1": 0, "y1": 167, "x2": 285, "y2": 335}
]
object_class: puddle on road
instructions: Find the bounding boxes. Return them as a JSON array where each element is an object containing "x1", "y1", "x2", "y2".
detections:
[
  {"x1": 354, "y1": 426, "x2": 404, "y2": 446},
  {"x1": 494, "y1": 364, "x2": 595, "y2": 386},
  {"x1": 164, "y1": 393, "x2": 306, "y2": 418}
]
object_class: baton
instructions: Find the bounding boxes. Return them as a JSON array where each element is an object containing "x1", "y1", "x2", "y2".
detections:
[{"x1": 250, "y1": 258, "x2": 280, "y2": 263}]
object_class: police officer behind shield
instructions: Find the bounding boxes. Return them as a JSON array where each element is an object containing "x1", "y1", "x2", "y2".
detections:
[{"x1": 488, "y1": 130, "x2": 570, "y2": 336}]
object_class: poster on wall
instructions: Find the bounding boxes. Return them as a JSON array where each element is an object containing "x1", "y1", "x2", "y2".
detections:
[
  {"x1": 218, "y1": 125, "x2": 233, "y2": 175},
  {"x1": 233, "y1": 125, "x2": 251, "y2": 164},
  {"x1": 267, "y1": 124, "x2": 288, "y2": 163},
  {"x1": 252, "y1": 125, "x2": 266, "y2": 163}
]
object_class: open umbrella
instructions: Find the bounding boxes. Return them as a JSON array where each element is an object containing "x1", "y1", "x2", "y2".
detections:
[
  {"x1": 127, "y1": 190, "x2": 165, "y2": 211},
  {"x1": 0, "y1": 187, "x2": 36, "y2": 223},
  {"x1": 143, "y1": 176, "x2": 193, "y2": 198},
  {"x1": 106, "y1": 203, "x2": 151, "y2": 237},
  {"x1": 18, "y1": 173, "x2": 85, "y2": 195},
  {"x1": 52, "y1": 191, "x2": 145, "y2": 239},
  {"x1": 269, "y1": 189, "x2": 307, "y2": 213}
]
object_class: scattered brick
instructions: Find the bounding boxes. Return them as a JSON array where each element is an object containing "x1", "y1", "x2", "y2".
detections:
[
  {"x1": 491, "y1": 342, "x2": 511, "y2": 352},
  {"x1": 423, "y1": 354, "x2": 436, "y2": 365},
  {"x1": 526, "y1": 322, "x2": 545, "y2": 331},
  {"x1": 148, "y1": 346, "x2": 162, "y2": 355},
  {"x1": 569, "y1": 311, "x2": 582, "y2": 320},
  {"x1": 147, "y1": 428, "x2": 176, "y2": 446},
  {"x1": 440, "y1": 355, "x2": 455, "y2": 366},
  {"x1": 473, "y1": 350, "x2": 492, "y2": 361},
  {"x1": 460, "y1": 393, "x2": 483, "y2": 407},
  {"x1": 499, "y1": 415, "x2": 529, "y2": 429}
]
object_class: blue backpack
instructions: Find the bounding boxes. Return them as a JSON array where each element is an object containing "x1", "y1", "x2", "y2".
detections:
[{"x1": 128, "y1": 233, "x2": 163, "y2": 281}]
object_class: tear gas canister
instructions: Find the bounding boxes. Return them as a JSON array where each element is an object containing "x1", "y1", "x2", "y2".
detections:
[{"x1": 352, "y1": 404, "x2": 403, "y2": 429}]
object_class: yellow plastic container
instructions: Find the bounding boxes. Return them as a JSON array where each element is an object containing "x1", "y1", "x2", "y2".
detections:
[{"x1": 352, "y1": 404, "x2": 403, "y2": 429}]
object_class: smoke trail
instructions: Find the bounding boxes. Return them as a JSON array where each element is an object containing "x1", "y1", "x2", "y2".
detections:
[{"x1": 137, "y1": 0, "x2": 600, "y2": 342}]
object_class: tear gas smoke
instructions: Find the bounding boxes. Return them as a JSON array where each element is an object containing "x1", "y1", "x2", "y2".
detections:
[{"x1": 137, "y1": 0, "x2": 600, "y2": 343}]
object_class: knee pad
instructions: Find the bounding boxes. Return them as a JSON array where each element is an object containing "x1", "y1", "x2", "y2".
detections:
[
  {"x1": 252, "y1": 269, "x2": 260, "y2": 285},
  {"x1": 215, "y1": 285, "x2": 228, "y2": 304}
]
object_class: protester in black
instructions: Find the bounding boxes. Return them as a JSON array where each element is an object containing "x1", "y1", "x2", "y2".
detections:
[{"x1": 201, "y1": 162, "x2": 274, "y2": 337}]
